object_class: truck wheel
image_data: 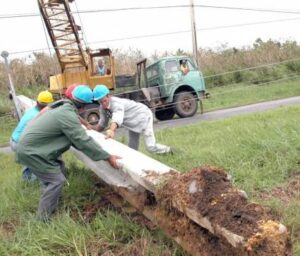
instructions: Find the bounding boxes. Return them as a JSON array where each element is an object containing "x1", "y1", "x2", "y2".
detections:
[
  {"x1": 174, "y1": 91, "x2": 198, "y2": 118},
  {"x1": 155, "y1": 108, "x2": 175, "y2": 121},
  {"x1": 85, "y1": 110, "x2": 100, "y2": 125},
  {"x1": 80, "y1": 108, "x2": 100, "y2": 125}
]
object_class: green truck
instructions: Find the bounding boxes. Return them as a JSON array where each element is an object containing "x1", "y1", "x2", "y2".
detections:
[{"x1": 116, "y1": 56, "x2": 206, "y2": 121}]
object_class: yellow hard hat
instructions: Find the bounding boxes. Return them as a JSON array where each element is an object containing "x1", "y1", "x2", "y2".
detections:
[{"x1": 37, "y1": 91, "x2": 54, "y2": 104}]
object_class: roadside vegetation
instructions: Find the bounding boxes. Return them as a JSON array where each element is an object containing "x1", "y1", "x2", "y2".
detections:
[{"x1": 0, "y1": 105, "x2": 299, "y2": 255}]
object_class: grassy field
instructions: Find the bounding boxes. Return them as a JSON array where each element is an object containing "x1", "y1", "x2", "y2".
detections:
[
  {"x1": 0, "y1": 104, "x2": 299, "y2": 255},
  {"x1": 203, "y1": 77, "x2": 300, "y2": 112}
]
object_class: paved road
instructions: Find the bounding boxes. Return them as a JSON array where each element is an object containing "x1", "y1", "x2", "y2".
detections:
[
  {"x1": 154, "y1": 96, "x2": 300, "y2": 130},
  {"x1": 1, "y1": 96, "x2": 300, "y2": 155}
]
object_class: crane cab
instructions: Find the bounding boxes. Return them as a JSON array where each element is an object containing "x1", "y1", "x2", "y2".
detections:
[{"x1": 49, "y1": 48, "x2": 115, "y2": 94}]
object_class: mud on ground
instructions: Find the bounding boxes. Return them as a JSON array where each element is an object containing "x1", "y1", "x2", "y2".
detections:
[
  {"x1": 156, "y1": 165, "x2": 292, "y2": 255},
  {"x1": 258, "y1": 173, "x2": 300, "y2": 205},
  {"x1": 0, "y1": 222, "x2": 15, "y2": 239}
]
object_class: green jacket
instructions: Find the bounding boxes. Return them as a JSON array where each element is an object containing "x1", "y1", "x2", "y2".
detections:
[{"x1": 16, "y1": 100, "x2": 110, "y2": 173}]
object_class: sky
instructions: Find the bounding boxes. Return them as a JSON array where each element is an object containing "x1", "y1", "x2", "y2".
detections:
[{"x1": 0, "y1": 0, "x2": 300, "y2": 59}]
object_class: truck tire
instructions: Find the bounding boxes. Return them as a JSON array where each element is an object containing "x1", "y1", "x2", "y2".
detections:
[
  {"x1": 155, "y1": 107, "x2": 175, "y2": 121},
  {"x1": 174, "y1": 91, "x2": 198, "y2": 118},
  {"x1": 79, "y1": 103, "x2": 100, "y2": 125},
  {"x1": 83, "y1": 109, "x2": 100, "y2": 125}
]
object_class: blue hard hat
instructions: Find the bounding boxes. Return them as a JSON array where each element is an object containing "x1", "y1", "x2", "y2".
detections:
[
  {"x1": 72, "y1": 85, "x2": 93, "y2": 103},
  {"x1": 93, "y1": 84, "x2": 110, "y2": 101}
]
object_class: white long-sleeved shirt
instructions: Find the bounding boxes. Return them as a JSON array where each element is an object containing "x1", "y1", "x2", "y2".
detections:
[{"x1": 98, "y1": 96, "x2": 151, "y2": 133}]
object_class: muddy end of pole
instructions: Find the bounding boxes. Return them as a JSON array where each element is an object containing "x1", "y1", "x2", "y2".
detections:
[{"x1": 156, "y1": 165, "x2": 292, "y2": 255}]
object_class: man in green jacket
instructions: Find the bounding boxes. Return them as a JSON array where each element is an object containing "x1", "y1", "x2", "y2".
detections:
[{"x1": 16, "y1": 85, "x2": 120, "y2": 221}]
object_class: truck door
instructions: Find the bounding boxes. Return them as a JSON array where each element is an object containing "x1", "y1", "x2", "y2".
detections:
[{"x1": 180, "y1": 59, "x2": 205, "y2": 93}]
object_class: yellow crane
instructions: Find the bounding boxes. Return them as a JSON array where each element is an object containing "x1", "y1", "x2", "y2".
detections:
[{"x1": 38, "y1": 0, "x2": 116, "y2": 93}]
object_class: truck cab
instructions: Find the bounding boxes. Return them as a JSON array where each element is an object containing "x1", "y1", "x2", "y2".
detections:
[{"x1": 137, "y1": 56, "x2": 206, "y2": 120}]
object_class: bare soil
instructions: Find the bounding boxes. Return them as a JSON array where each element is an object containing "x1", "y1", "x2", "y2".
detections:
[
  {"x1": 258, "y1": 173, "x2": 300, "y2": 205},
  {"x1": 0, "y1": 222, "x2": 15, "y2": 239},
  {"x1": 156, "y1": 165, "x2": 292, "y2": 255},
  {"x1": 154, "y1": 206, "x2": 243, "y2": 256}
]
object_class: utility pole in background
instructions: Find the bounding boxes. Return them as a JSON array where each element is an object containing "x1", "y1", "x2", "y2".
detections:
[
  {"x1": 1, "y1": 51, "x2": 22, "y2": 120},
  {"x1": 190, "y1": 0, "x2": 199, "y2": 67}
]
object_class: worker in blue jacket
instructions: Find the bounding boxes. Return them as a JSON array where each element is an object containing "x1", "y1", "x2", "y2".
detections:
[{"x1": 10, "y1": 90, "x2": 54, "y2": 180}]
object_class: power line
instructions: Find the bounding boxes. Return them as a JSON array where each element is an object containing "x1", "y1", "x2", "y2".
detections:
[
  {"x1": 209, "y1": 73, "x2": 300, "y2": 97},
  {"x1": 198, "y1": 17, "x2": 300, "y2": 31},
  {"x1": 203, "y1": 57, "x2": 300, "y2": 79},
  {"x1": 195, "y1": 4, "x2": 300, "y2": 15},
  {"x1": 76, "y1": 5, "x2": 300, "y2": 15},
  {"x1": 8, "y1": 17, "x2": 300, "y2": 56},
  {"x1": 1, "y1": 4, "x2": 300, "y2": 20},
  {"x1": 0, "y1": 12, "x2": 37, "y2": 19},
  {"x1": 88, "y1": 17, "x2": 300, "y2": 45}
]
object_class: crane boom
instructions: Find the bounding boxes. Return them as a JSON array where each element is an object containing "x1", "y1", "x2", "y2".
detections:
[{"x1": 38, "y1": 0, "x2": 88, "y2": 72}]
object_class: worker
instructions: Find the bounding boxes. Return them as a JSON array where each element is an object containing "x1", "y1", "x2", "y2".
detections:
[
  {"x1": 38, "y1": 84, "x2": 93, "y2": 129},
  {"x1": 180, "y1": 60, "x2": 190, "y2": 75},
  {"x1": 10, "y1": 90, "x2": 54, "y2": 181},
  {"x1": 93, "y1": 84, "x2": 171, "y2": 154},
  {"x1": 96, "y1": 58, "x2": 106, "y2": 76},
  {"x1": 64, "y1": 83, "x2": 78, "y2": 100},
  {"x1": 15, "y1": 85, "x2": 121, "y2": 221},
  {"x1": 64, "y1": 84, "x2": 93, "y2": 129}
]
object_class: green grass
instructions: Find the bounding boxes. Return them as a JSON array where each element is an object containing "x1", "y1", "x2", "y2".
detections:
[
  {"x1": 0, "y1": 85, "x2": 46, "y2": 115},
  {"x1": 203, "y1": 78, "x2": 300, "y2": 112},
  {"x1": 0, "y1": 84, "x2": 47, "y2": 144},
  {"x1": 0, "y1": 115, "x2": 17, "y2": 144},
  {"x1": 0, "y1": 104, "x2": 299, "y2": 255},
  {"x1": 0, "y1": 153, "x2": 184, "y2": 255}
]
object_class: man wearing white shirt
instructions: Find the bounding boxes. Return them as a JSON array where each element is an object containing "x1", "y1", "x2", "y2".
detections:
[{"x1": 93, "y1": 84, "x2": 171, "y2": 154}]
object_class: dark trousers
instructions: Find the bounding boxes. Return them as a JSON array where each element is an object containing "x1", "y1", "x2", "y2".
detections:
[{"x1": 32, "y1": 170, "x2": 66, "y2": 221}]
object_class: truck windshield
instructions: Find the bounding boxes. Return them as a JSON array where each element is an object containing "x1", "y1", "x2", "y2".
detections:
[{"x1": 165, "y1": 60, "x2": 178, "y2": 73}]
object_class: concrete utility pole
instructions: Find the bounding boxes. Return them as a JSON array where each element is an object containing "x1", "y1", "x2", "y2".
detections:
[
  {"x1": 190, "y1": 0, "x2": 199, "y2": 67},
  {"x1": 1, "y1": 51, "x2": 22, "y2": 120}
]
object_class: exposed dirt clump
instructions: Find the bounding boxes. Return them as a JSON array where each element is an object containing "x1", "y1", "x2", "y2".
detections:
[
  {"x1": 156, "y1": 165, "x2": 292, "y2": 255},
  {"x1": 154, "y1": 206, "x2": 243, "y2": 256},
  {"x1": 0, "y1": 222, "x2": 15, "y2": 239},
  {"x1": 258, "y1": 173, "x2": 300, "y2": 205},
  {"x1": 245, "y1": 220, "x2": 292, "y2": 256}
]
